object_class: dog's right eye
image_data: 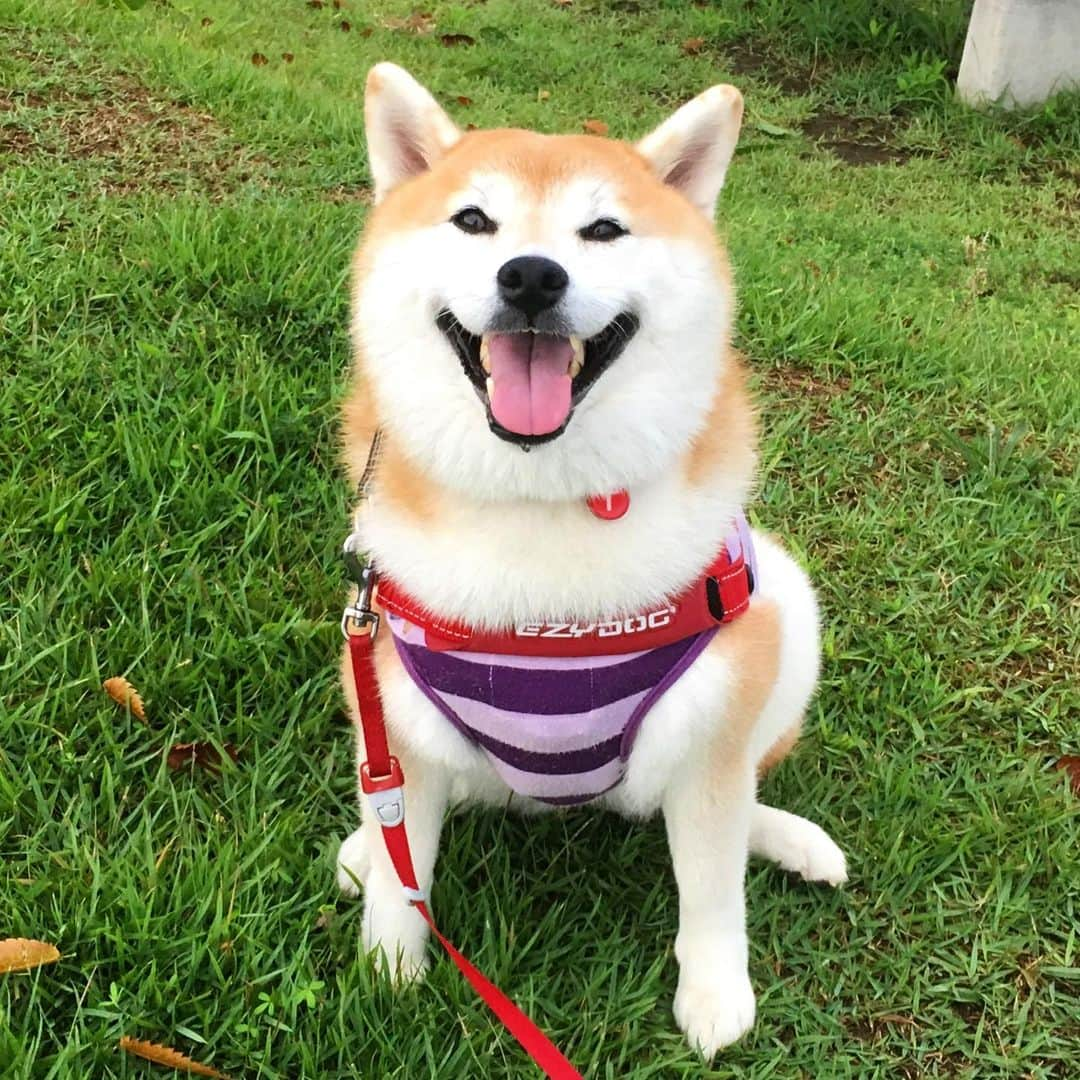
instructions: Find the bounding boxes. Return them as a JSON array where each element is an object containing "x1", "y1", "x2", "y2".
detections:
[{"x1": 451, "y1": 207, "x2": 497, "y2": 235}]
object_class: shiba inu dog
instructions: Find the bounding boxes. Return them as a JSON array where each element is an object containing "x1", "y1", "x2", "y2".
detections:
[{"x1": 336, "y1": 62, "x2": 847, "y2": 1056}]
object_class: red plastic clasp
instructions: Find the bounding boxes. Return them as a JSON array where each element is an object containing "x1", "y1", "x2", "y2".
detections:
[
  {"x1": 360, "y1": 756, "x2": 404, "y2": 794},
  {"x1": 360, "y1": 757, "x2": 406, "y2": 828}
]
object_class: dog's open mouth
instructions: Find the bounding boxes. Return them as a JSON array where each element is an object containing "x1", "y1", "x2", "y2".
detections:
[{"x1": 436, "y1": 311, "x2": 640, "y2": 447}]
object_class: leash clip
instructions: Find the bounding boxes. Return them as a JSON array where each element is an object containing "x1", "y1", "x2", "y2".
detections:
[{"x1": 342, "y1": 533, "x2": 379, "y2": 638}]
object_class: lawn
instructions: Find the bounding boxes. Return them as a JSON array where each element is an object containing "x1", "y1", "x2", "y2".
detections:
[{"x1": 1, "y1": 0, "x2": 1078, "y2": 1076}]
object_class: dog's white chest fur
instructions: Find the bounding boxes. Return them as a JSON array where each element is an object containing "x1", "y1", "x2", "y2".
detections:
[{"x1": 358, "y1": 462, "x2": 750, "y2": 629}]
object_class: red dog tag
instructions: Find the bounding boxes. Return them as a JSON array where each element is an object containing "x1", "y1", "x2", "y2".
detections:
[{"x1": 586, "y1": 490, "x2": 630, "y2": 520}]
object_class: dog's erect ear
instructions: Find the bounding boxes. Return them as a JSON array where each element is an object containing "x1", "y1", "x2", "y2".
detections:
[
  {"x1": 364, "y1": 63, "x2": 461, "y2": 203},
  {"x1": 636, "y1": 85, "x2": 743, "y2": 216}
]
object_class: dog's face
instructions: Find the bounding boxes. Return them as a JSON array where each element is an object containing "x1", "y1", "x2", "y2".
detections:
[{"x1": 353, "y1": 65, "x2": 743, "y2": 501}]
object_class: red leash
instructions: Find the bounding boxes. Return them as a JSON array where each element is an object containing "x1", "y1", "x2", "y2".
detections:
[{"x1": 345, "y1": 615, "x2": 583, "y2": 1079}]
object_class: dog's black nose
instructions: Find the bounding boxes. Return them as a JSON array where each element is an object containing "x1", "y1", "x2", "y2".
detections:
[{"x1": 496, "y1": 256, "x2": 569, "y2": 319}]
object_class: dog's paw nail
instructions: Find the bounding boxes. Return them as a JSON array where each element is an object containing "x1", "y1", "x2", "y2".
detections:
[{"x1": 674, "y1": 973, "x2": 756, "y2": 1056}]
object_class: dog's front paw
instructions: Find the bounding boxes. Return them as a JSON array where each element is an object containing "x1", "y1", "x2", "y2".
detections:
[
  {"x1": 336, "y1": 828, "x2": 372, "y2": 897},
  {"x1": 362, "y1": 885, "x2": 431, "y2": 988},
  {"x1": 369, "y1": 939, "x2": 431, "y2": 987},
  {"x1": 674, "y1": 970, "x2": 756, "y2": 1057}
]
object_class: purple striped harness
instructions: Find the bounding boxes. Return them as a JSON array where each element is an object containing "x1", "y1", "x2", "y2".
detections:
[{"x1": 388, "y1": 517, "x2": 758, "y2": 806}]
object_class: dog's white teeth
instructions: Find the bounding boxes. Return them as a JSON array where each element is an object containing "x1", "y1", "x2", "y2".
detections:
[
  {"x1": 485, "y1": 376, "x2": 495, "y2": 398},
  {"x1": 480, "y1": 336, "x2": 492, "y2": 374},
  {"x1": 568, "y1": 335, "x2": 584, "y2": 378}
]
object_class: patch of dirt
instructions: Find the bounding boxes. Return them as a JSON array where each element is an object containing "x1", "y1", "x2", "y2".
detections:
[
  {"x1": 0, "y1": 102, "x2": 34, "y2": 156},
  {"x1": 323, "y1": 184, "x2": 373, "y2": 205},
  {"x1": 1046, "y1": 268, "x2": 1080, "y2": 290},
  {"x1": 723, "y1": 37, "x2": 926, "y2": 167},
  {"x1": 0, "y1": 28, "x2": 340, "y2": 200},
  {"x1": 757, "y1": 361, "x2": 853, "y2": 433},
  {"x1": 725, "y1": 40, "x2": 820, "y2": 96},
  {"x1": 1025, "y1": 166, "x2": 1080, "y2": 218},
  {"x1": 1, "y1": 89, "x2": 48, "y2": 110},
  {"x1": 801, "y1": 111, "x2": 913, "y2": 166},
  {"x1": 843, "y1": 1013, "x2": 918, "y2": 1043},
  {"x1": 0, "y1": 45, "x2": 265, "y2": 196},
  {"x1": 759, "y1": 361, "x2": 852, "y2": 399},
  {"x1": 953, "y1": 596, "x2": 1079, "y2": 703},
  {"x1": 951, "y1": 1001, "x2": 984, "y2": 1026}
]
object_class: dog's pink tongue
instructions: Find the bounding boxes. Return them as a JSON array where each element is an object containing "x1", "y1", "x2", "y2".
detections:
[{"x1": 487, "y1": 334, "x2": 573, "y2": 436}]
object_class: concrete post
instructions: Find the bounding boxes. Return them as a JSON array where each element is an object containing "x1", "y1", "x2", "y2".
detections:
[{"x1": 957, "y1": 0, "x2": 1080, "y2": 108}]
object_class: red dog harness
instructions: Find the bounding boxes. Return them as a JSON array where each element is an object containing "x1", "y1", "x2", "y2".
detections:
[
  {"x1": 377, "y1": 528, "x2": 754, "y2": 656},
  {"x1": 343, "y1": 491, "x2": 756, "y2": 1076}
]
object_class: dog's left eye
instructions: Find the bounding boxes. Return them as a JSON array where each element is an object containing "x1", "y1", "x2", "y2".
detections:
[
  {"x1": 579, "y1": 218, "x2": 627, "y2": 242},
  {"x1": 451, "y1": 207, "x2": 497, "y2": 235}
]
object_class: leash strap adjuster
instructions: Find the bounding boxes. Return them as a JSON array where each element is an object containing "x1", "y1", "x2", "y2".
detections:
[{"x1": 360, "y1": 757, "x2": 405, "y2": 827}]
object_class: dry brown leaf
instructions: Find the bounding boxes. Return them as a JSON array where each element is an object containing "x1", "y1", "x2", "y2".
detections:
[
  {"x1": 333, "y1": 0, "x2": 346, "y2": 7},
  {"x1": 537, "y1": 89, "x2": 551, "y2": 102},
  {"x1": 582, "y1": 118, "x2": 608, "y2": 136},
  {"x1": 875, "y1": 1013, "x2": 917, "y2": 1027},
  {"x1": 1054, "y1": 755, "x2": 1080, "y2": 795},
  {"x1": 681, "y1": 37, "x2": 705, "y2": 55},
  {"x1": 103, "y1": 676, "x2": 146, "y2": 722},
  {"x1": 439, "y1": 33, "x2": 476, "y2": 46},
  {"x1": 251, "y1": 52, "x2": 268, "y2": 67},
  {"x1": 456, "y1": 95, "x2": 473, "y2": 106},
  {"x1": 200, "y1": 18, "x2": 213, "y2": 28},
  {"x1": 306, "y1": 0, "x2": 324, "y2": 8},
  {"x1": 0, "y1": 938, "x2": 61, "y2": 974},
  {"x1": 552, "y1": 0, "x2": 573, "y2": 6},
  {"x1": 119, "y1": 1037, "x2": 229, "y2": 1079},
  {"x1": 282, "y1": 52, "x2": 295, "y2": 63},
  {"x1": 339, "y1": 20, "x2": 351, "y2": 31},
  {"x1": 167, "y1": 742, "x2": 240, "y2": 774}
]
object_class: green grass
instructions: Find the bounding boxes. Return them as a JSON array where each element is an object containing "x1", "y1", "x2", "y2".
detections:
[{"x1": 2, "y1": 0, "x2": 1078, "y2": 1076}]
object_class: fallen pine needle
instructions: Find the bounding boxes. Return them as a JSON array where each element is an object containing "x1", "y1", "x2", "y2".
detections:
[
  {"x1": 119, "y1": 1037, "x2": 229, "y2": 1078},
  {"x1": 0, "y1": 938, "x2": 61, "y2": 973},
  {"x1": 103, "y1": 676, "x2": 146, "y2": 722}
]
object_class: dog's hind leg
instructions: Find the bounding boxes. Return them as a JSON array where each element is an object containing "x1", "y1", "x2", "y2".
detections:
[
  {"x1": 742, "y1": 534, "x2": 846, "y2": 885},
  {"x1": 749, "y1": 803, "x2": 847, "y2": 885}
]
